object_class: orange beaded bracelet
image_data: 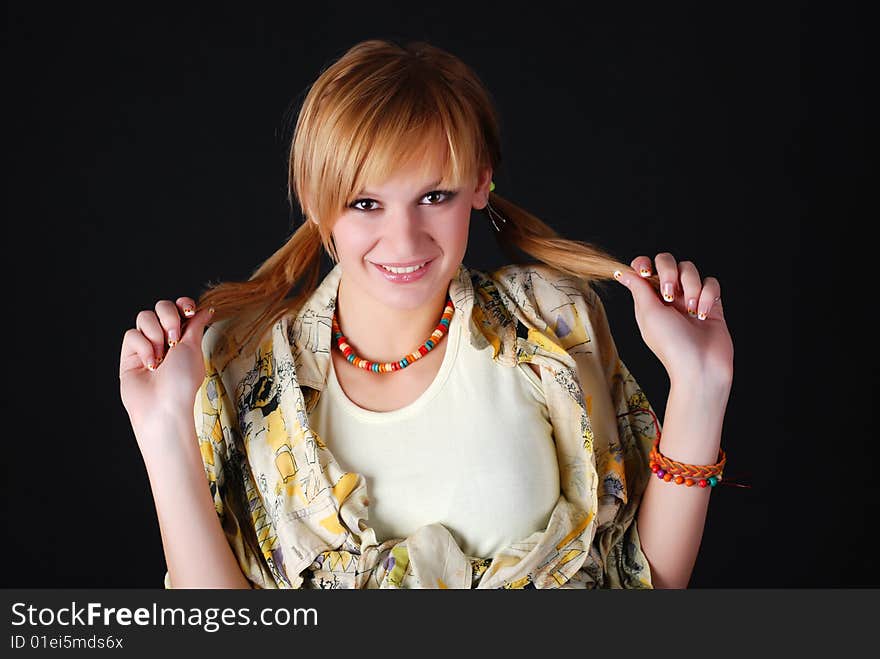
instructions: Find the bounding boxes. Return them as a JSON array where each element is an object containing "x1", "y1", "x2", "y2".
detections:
[
  {"x1": 649, "y1": 437, "x2": 726, "y2": 488},
  {"x1": 619, "y1": 402, "x2": 750, "y2": 489}
]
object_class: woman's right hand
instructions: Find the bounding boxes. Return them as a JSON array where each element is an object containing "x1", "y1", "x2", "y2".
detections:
[{"x1": 119, "y1": 296, "x2": 216, "y2": 436}]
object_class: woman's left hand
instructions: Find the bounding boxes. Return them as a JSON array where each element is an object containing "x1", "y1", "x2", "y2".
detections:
[{"x1": 613, "y1": 252, "x2": 734, "y2": 388}]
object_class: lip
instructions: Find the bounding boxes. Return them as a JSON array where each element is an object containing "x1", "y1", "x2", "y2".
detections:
[
  {"x1": 371, "y1": 258, "x2": 435, "y2": 268},
  {"x1": 371, "y1": 258, "x2": 434, "y2": 283}
]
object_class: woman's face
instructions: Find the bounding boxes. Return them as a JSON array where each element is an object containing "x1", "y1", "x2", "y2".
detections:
[{"x1": 326, "y1": 163, "x2": 492, "y2": 311}]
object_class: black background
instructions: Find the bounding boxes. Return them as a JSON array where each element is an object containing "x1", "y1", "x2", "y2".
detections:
[{"x1": 4, "y1": 2, "x2": 871, "y2": 587}]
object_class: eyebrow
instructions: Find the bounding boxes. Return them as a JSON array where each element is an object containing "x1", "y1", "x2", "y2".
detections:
[{"x1": 356, "y1": 178, "x2": 443, "y2": 198}]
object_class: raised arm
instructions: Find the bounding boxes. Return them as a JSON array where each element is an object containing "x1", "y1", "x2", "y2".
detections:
[
  {"x1": 613, "y1": 253, "x2": 734, "y2": 588},
  {"x1": 120, "y1": 297, "x2": 253, "y2": 588}
]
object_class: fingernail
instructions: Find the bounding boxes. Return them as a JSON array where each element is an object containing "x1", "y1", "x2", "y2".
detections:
[
  {"x1": 639, "y1": 267, "x2": 651, "y2": 277},
  {"x1": 698, "y1": 309, "x2": 707, "y2": 320},
  {"x1": 146, "y1": 358, "x2": 156, "y2": 371},
  {"x1": 613, "y1": 270, "x2": 625, "y2": 284},
  {"x1": 209, "y1": 307, "x2": 215, "y2": 314},
  {"x1": 688, "y1": 299, "x2": 698, "y2": 316},
  {"x1": 183, "y1": 306, "x2": 195, "y2": 317},
  {"x1": 168, "y1": 329, "x2": 178, "y2": 347},
  {"x1": 663, "y1": 283, "x2": 674, "y2": 302}
]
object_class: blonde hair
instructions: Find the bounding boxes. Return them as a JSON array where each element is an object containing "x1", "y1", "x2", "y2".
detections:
[{"x1": 197, "y1": 38, "x2": 661, "y2": 351}]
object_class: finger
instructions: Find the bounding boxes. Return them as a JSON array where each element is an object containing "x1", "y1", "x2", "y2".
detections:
[
  {"x1": 174, "y1": 297, "x2": 200, "y2": 347},
  {"x1": 179, "y1": 304, "x2": 216, "y2": 346},
  {"x1": 654, "y1": 252, "x2": 679, "y2": 303},
  {"x1": 613, "y1": 266, "x2": 664, "y2": 312},
  {"x1": 155, "y1": 299, "x2": 183, "y2": 349},
  {"x1": 696, "y1": 276, "x2": 723, "y2": 321},
  {"x1": 136, "y1": 309, "x2": 168, "y2": 365},
  {"x1": 677, "y1": 260, "x2": 702, "y2": 318},
  {"x1": 120, "y1": 327, "x2": 161, "y2": 375},
  {"x1": 630, "y1": 256, "x2": 654, "y2": 278},
  {"x1": 176, "y1": 297, "x2": 198, "y2": 318}
]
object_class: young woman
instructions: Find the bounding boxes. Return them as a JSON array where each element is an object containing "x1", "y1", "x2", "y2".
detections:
[{"x1": 119, "y1": 39, "x2": 734, "y2": 589}]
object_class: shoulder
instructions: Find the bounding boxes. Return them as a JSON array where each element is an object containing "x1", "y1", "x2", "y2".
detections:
[
  {"x1": 478, "y1": 261, "x2": 602, "y2": 319},
  {"x1": 470, "y1": 262, "x2": 614, "y2": 360},
  {"x1": 199, "y1": 303, "x2": 278, "y2": 379}
]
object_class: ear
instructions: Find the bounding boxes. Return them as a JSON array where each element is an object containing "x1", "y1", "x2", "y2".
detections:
[{"x1": 473, "y1": 166, "x2": 493, "y2": 210}]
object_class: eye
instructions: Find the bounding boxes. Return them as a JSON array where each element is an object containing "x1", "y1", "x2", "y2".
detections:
[
  {"x1": 348, "y1": 189, "x2": 457, "y2": 212},
  {"x1": 350, "y1": 198, "x2": 379, "y2": 212},
  {"x1": 422, "y1": 189, "x2": 456, "y2": 204}
]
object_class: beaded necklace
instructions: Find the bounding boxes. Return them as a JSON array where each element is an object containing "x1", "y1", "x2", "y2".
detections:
[{"x1": 331, "y1": 296, "x2": 455, "y2": 373}]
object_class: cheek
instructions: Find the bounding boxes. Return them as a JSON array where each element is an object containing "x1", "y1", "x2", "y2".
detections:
[
  {"x1": 331, "y1": 218, "x2": 373, "y2": 258},
  {"x1": 439, "y1": 212, "x2": 471, "y2": 250}
]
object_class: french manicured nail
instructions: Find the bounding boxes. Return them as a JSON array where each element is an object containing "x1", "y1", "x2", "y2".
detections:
[
  {"x1": 688, "y1": 299, "x2": 698, "y2": 316},
  {"x1": 168, "y1": 329, "x2": 178, "y2": 348},
  {"x1": 663, "y1": 283, "x2": 674, "y2": 302},
  {"x1": 613, "y1": 269, "x2": 625, "y2": 284},
  {"x1": 146, "y1": 358, "x2": 156, "y2": 371},
  {"x1": 183, "y1": 306, "x2": 195, "y2": 317},
  {"x1": 639, "y1": 267, "x2": 651, "y2": 277},
  {"x1": 698, "y1": 309, "x2": 708, "y2": 320}
]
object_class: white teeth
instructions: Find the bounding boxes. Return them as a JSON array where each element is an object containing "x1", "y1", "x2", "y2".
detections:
[{"x1": 379, "y1": 261, "x2": 428, "y2": 274}]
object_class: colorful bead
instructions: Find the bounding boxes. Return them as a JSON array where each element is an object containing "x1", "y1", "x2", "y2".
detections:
[
  {"x1": 332, "y1": 296, "x2": 455, "y2": 374},
  {"x1": 648, "y1": 436, "x2": 725, "y2": 489},
  {"x1": 651, "y1": 463, "x2": 724, "y2": 489}
]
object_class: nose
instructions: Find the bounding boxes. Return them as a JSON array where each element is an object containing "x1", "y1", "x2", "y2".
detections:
[{"x1": 383, "y1": 206, "x2": 430, "y2": 256}]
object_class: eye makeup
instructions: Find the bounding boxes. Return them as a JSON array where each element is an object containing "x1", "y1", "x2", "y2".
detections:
[{"x1": 348, "y1": 189, "x2": 457, "y2": 212}]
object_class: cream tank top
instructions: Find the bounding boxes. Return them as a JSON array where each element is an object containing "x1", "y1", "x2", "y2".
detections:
[{"x1": 308, "y1": 307, "x2": 560, "y2": 559}]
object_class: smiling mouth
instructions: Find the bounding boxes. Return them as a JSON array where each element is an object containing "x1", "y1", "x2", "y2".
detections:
[{"x1": 372, "y1": 259, "x2": 433, "y2": 273}]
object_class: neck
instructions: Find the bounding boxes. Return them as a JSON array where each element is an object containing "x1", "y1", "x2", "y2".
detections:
[{"x1": 334, "y1": 274, "x2": 452, "y2": 364}]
